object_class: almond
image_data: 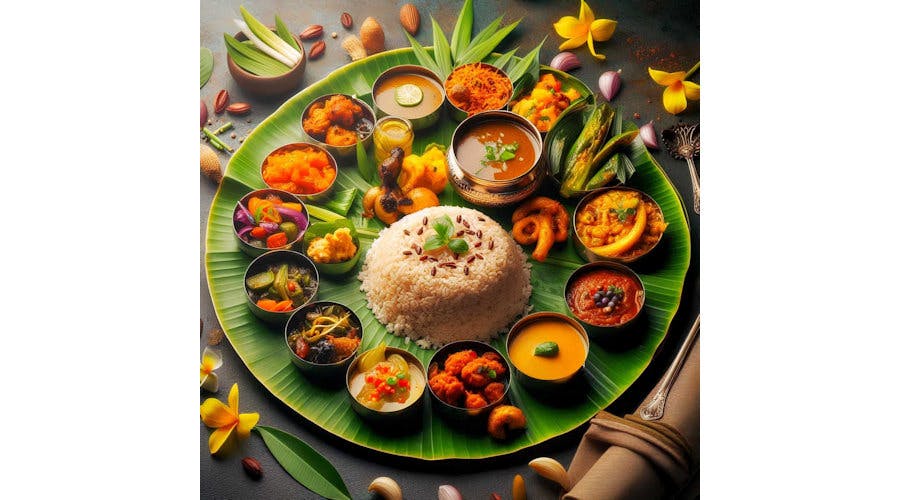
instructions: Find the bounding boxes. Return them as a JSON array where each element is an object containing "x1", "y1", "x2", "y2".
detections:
[
  {"x1": 341, "y1": 12, "x2": 353, "y2": 29},
  {"x1": 241, "y1": 457, "x2": 263, "y2": 480},
  {"x1": 299, "y1": 24, "x2": 323, "y2": 40},
  {"x1": 225, "y1": 102, "x2": 251, "y2": 115},
  {"x1": 309, "y1": 40, "x2": 326, "y2": 60},
  {"x1": 399, "y1": 4, "x2": 420, "y2": 35},
  {"x1": 213, "y1": 90, "x2": 229, "y2": 114},
  {"x1": 359, "y1": 17, "x2": 385, "y2": 54}
]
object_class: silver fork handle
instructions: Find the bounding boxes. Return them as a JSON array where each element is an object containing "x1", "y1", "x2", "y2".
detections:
[
  {"x1": 639, "y1": 315, "x2": 700, "y2": 421},
  {"x1": 684, "y1": 156, "x2": 700, "y2": 214}
]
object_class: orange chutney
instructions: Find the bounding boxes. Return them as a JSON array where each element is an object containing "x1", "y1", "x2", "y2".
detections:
[
  {"x1": 567, "y1": 268, "x2": 643, "y2": 326},
  {"x1": 508, "y1": 318, "x2": 587, "y2": 381}
]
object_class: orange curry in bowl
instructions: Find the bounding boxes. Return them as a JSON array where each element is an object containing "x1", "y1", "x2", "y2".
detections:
[{"x1": 566, "y1": 266, "x2": 643, "y2": 327}]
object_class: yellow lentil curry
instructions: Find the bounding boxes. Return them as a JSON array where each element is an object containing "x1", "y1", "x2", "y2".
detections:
[{"x1": 575, "y1": 189, "x2": 667, "y2": 260}]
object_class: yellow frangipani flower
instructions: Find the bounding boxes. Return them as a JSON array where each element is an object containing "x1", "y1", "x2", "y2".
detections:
[
  {"x1": 553, "y1": 0, "x2": 617, "y2": 60},
  {"x1": 200, "y1": 383, "x2": 259, "y2": 454},
  {"x1": 200, "y1": 347, "x2": 222, "y2": 392},
  {"x1": 649, "y1": 62, "x2": 700, "y2": 115}
]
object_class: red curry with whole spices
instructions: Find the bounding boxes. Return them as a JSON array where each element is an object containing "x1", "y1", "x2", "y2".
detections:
[{"x1": 566, "y1": 268, "x2": 643, "y2": 326}]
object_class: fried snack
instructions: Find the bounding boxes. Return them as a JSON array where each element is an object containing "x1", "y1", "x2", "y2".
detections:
[
  {"x1": 444, "y1": 350, "x2": 478, "y2": 377},
  {"x1": 428, "y1": 372, "x2": 465, "y2": 406},
  {"x1": 465, "y1": 391, "x2": 489, "y2": 409},
  {"x1": 483, "y1": 382, "x2": 506, "y2": 404},
  {"x1": 511, "y1": 196, "x2": 570, "y2": 262},
  {"x1": 461, "y1": 357, "x2": 506, "y2": 388},
  {"x1": 487, "y1": 405, "x2": 526, "y2": 440}
]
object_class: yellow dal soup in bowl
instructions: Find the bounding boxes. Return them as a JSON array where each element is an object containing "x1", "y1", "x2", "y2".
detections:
[{"x1": 507, "y1": 312, "x2": 589, "y2": 390}]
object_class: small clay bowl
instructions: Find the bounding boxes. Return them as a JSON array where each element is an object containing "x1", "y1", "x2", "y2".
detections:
[
  {"x1": 564, "y1": 261, "x2": 646, "y2": 336},
  {"x1": 227, "y1": 30, "x2": 305, "y2": 97},
  {"x1": 572, "y1": 186, "x2": 667, "y2": 263},
  {"x1": 300, "y1": 93, "x2": 375, "y2": 160},
  {"x1": 505, "y1": 312, "x2": 590, "y2": 393},
  {"x1": 426, "y1": 341, "x2": 510, "y2": 428},
  {"x1": 444, "y1": 63, "x2": 513, "y2": 122},
  {"x1": 285, "y1": 301, "x2": 363, "y2": 386},
  {"x1": 243, "y1": 250, "x2": 319, "y2": 327},
  {"x1": 260, "y1": 142, "x2": 339, "y2": 203},
  {"x1": 346, "y1": 346, "x2": 427, "y2": 426},
  {"x1": 232, "y1": 188, "x2": 310, "y2": 258}
]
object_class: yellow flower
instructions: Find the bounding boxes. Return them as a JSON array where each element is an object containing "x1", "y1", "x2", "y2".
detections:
[
  {"x1": 553, "y1": 0, "x2": 617, "y2": 60},
  {"x1": 200, "y1": 383, "x2": 259, "y2": 454},
  {"x1": 649, "y1": 62, "x2": 700, "y2": 115},
  {"x1": 200, "y1": 347, "x2": 222, "y2": 392}
]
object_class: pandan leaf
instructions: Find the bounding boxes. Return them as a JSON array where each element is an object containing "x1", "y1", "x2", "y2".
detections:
[
  {"x1": 450, "y1": 0, "x2": 474, "y2": 60},
  {"x1": 255, "y1": 426, "x2": 351, "y2": 500},
  {"x1": 431, "y1": 16, "x2": 453, "y2": 80},
  {"x1": 224, "y1": 33, "x2": 290, "y2": 76},
  {"x1": 506, "y1": 37, "x2": 544, "y2": 85},
  {"x1": 200, "y1": 47, "x2": 213, "y2": 88},
  {"x1": 456, "y1": 19, "x2": 521, "y2": 65},
  {"x1": 405, "y1": 32, "x2": 443, "y2": 78},
  {"x1": 490, "y1": 48, "x2": 519, "y2": 73},
  {"x1": 275, "y1": 15, "x2": 301, "y2": 52}
]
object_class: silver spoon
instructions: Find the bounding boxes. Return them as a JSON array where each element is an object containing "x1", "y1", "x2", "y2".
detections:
[
  {"x1": 639, "y1": 314, "x2": 699, "y2": 421},
  {"x1": 661, "y1": 123, "x2": 700, "y2": 214}
]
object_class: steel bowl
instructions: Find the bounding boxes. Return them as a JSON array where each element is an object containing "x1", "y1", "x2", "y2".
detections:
[
  {"x1": 446, "y1": 110, "x2": 546, "y2": 207},
  {"x1": 346, "y1": 346, "x2": 426, "y2": 427},
  {"x1": 505, "y1": 312, "x2": 590, "y2": 393},
  {"x1": 572, "y1": 186, "x2": 667, "y2": 263},
  {"x1": 300, "y1": 93, "x2": 375, "y2": 160},
  {"x1": 564, "y1": 261, "x2": 646, "y2": 336},
  {"x1": 371, "y1": 64, "x2": 445, "y2": 130},
  {"x1": 444, "y1": 63, "x2": 512, "y2": 122},
  {"x1": 260, "y1": 142, "x2": 339, "y2": 203},
  {"x1": 426, "y1": 340, "x2": 510, "y2": 430},
  {"x1": 285, "y1": 301, "x2": 362, "y2": 386},
  {"x1": 243, "y1": 250, "x2": 319, "y2": 327},
  {"x1": 232, "y1": 189, "x2": 310, "y2": 258}
]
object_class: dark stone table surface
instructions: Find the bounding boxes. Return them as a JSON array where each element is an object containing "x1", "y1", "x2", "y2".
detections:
[{"x1": 200, "y1": 1, "x2": 699, "y2": 497}]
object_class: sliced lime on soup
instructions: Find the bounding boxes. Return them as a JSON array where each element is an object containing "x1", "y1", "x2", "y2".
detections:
[{"x1": 395, "y1": 84, "x2": 423, "y2": 107}]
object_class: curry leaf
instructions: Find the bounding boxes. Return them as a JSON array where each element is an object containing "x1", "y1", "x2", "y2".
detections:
[
  {"x1": 255, "y1": 426, "x2": 351, "y2": 500},
  {"x1": 200, "y1": 47, "x2": 213, "y2": 88},
  {"x1": 450, "y1": 0, "x2": 474, "y2": 61}
]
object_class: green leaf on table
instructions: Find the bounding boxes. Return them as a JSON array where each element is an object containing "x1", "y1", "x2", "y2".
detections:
[
  {"x1": 321, "y1": 188, "x2": 358, "y2": 216},
  {"x1": 256, "y1": 426, "x2": 351, "y2": 500},
  {"x1": 450, "y1": 0, "x2": 474, "y2": 60},
  {"x1": 356, "y1": 140, "x2": 377, "y2": 184},
  {"x1": 200, "y1": 47, "x2": 213, "y2": 88},
  {"x1": 275, "y1": 15, "x2": 301, "y2": 52},
  {"x1": 405, "y1": 32, "x2": 443, "y2": 79},
  {"x1": 456, "y1": 18, "x2": 520, "y2": 65},
  {"x1": 431, "y1": 16, "x2": 453, "y2": 80}
]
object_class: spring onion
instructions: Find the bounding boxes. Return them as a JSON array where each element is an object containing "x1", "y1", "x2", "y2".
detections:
[
  {"x1": 239, "y1": 6, "x2": 301, "y2": 65},
  {"x1": 224, "y1": 33, "x2": 291, "y2": 76},
  {"x1": 234, "y1": 19, "x2": 295, "y2": 67}
]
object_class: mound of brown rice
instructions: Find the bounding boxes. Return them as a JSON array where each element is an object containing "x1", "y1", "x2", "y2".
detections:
[{"x1": 359, "y1": 206, "x2": 532, "y2": 348}]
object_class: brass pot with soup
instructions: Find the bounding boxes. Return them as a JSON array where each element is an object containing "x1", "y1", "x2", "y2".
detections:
[{"x1": 372, "y1": 65, "x2": 445, "y2": 130}]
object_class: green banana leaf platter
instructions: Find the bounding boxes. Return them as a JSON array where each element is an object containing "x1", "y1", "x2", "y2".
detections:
[{"x1": 205, "y1": 48, "x2": 691, "y2": 460}]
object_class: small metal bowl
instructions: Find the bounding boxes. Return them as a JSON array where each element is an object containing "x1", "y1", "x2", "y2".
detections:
[
  {"x1": 227, "y1": 30, "x2": 305, "y2": 97},
  {"x1": 346, "y1": 346, "x2": 427, "y2": 426},
  {"x1": 371, "y1": 64, "x2": 445, "y2": 130},
  {"x1": 285, "y1": 301, "x2": 362, "y2": 385},
  {"x1": 233, "y1": 189, "x2": 310, "y2": 258},
  {"x1": 300, "y1": 93, "x2": 375, "y2": 160},
  {"x1": 426, "y1": 340, "x2": 511, "y2": 428},
  {"x1": 564, "y1": 261, "x2": 646, "y2": 336},
  {"x1": 505, "y1": 312, "x2": 590, "y2": 393},
  {"x1": 444, "y1": 63, "x2": 513, "y2": 122},
  {"x1": 572, "y1": 186, "x2": 667, "y2": 263},
  {"x1": 446, "y1": 110, "x2": 546, "y2": 207},
  {"x1": 260, "y1": 142, "x2": 339, "y2": 203},
  {"x1": 243, "y1": 250, "x2": 319, "y2": 327}
]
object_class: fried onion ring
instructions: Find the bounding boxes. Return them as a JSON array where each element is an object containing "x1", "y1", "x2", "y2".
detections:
[{"x1": 512, "y1": 196, "x2": 569, "y2": 243}]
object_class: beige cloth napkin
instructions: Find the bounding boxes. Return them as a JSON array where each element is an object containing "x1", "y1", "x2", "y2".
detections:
[{"x1": 564, "y1": 335, "x2": 700, "y2": 500}]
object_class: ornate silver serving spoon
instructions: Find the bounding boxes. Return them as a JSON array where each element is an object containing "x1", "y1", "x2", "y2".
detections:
[
  {"x1": 661, "y1": 123, "x2": 700, "y2": 215},
  {"x1": 639, "y1": 314, "x2": 700, "y2": 421}
]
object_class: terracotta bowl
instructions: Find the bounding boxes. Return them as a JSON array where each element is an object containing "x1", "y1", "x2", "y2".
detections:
[{"x1": 227, "y1": 30, "x2": 305, "y2": 97}]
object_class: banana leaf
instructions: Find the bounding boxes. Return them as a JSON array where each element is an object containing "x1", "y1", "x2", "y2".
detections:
[
  {"x1": 205, "y1": 48, "x2": 691, "y2": 460},
  {"x1": 559, "y1": 102, "x2": 615, "y2": 197},
  {"x1": 301, "y1": 219, "x2": 362, "y2": 276}
]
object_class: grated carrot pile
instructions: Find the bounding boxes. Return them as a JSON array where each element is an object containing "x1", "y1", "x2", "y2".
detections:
[{"x1": 444, "y1": 63, "x2": 513, "y2": 116}]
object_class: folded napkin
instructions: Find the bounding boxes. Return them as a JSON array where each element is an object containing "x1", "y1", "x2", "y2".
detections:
[{"x1": 564, "y1": 335, "x2": 700, "y2": 500}]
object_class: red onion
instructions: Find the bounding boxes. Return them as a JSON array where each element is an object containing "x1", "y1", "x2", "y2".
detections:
[
  {"x1": 234, "y1": 201, "x2": 255, "y2": 227},
  {"x1": 438, "y1": 485, "x2": 463, "y2": 500},
  {"x1": 200, "y1": 99, "x2": 208, "y2": 128},
  {"x1": 639, "y1": 121, "x2": 659, "y2": 149},
  {"x1": 274, "y1": 206, "x2": 308, "y2": 229},
  {"x1": 259, "y1": 222, "x2": 280, "y2": 233},
  {"x1": 549, "y1": 52, "x2": 581, "y2": 73},
  {"x1": 237, "y1": 226, "x2": 253, "y2": 240},
  {"x1": 598, "y1": 70, "x2": 622, "y2": 101}
]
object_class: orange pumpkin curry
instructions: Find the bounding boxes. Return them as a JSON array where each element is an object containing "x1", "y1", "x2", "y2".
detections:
[
  {"x1": 575, "y1": 189, "x2": 667, "y2": 260},
  {"x1": 508, "y1": 318, "x2": 586, "y2": 381},
  {"x1": 566, "y1": 268, "x2": 643, "y2": 326},
  {"x1": 455, "y1": 120, "x2": 537, "y2": 181}
]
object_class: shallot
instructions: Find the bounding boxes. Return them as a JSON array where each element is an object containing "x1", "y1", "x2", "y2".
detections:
[
  {"x1": 549, "y1": 52, "x2": 581, "y2": 72},
  {"x1": 639, "y1": 121, "x2": 659, "y2": 149},
  {"x1": 598, "y1": 70, "x2": 622, "y2": 101}
]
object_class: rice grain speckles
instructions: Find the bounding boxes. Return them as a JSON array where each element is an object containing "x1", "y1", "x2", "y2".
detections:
[{"x1": 359, "y1": 206, "x2": 532, "y2": 348}]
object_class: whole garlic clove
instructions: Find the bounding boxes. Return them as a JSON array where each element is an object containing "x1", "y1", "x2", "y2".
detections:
[
  {"x1": 437, "y1": 484, "x2": 463, "y2": 500},
  {"x1": 598, "y1": 70, "x2": 622, "y2": 102},
  {"x1": 528, "y1": 457, "x2": 571, "y2": 491},
  {"x1": 369, "y1": 476, "x2": 402, "y2": 500}
]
